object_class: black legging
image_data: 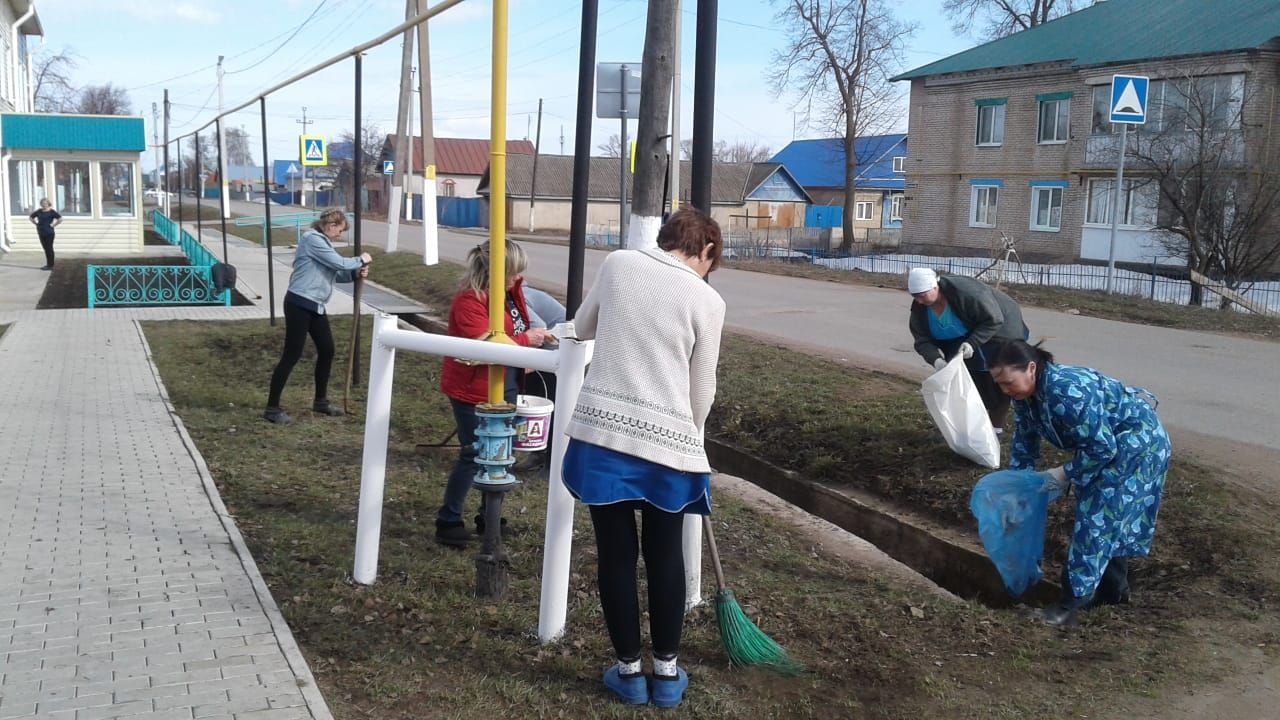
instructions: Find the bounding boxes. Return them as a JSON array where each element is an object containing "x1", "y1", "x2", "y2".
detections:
[
  {"x1": 38, "y1": 234, "x2": 54, "y2": 267},
  {"x1": 267, "y1": 301, "x2": 335, "y2": 407},
  {"x1": 589, "y1": 501, "x2": 686, "y2": 661}
]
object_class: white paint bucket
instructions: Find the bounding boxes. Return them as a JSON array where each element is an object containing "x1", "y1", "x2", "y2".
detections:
[{"x1": 514, "y1": 394, "x2": 554, "y2": 452}]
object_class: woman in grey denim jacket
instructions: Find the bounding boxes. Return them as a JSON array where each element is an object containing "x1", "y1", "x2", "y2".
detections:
[{"x1": 264, "y1": 208, "x2": 372, "y2": 425}]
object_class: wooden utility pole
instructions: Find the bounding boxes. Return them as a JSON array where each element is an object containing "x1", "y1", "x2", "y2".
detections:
[
  {"x1": 528, "y1": 98, "x2": 543, "y2": 232},
  {"x1": 627, "y1": 0, "x2": 678, "y2": 250},
  {"x1": 415, "y1": 0, "x2": 439, "y2": 265},
  {"x1": 669, "y1": 0, "x2": 682, "y2": 215},
  {"x1": 386, "y1": 0, "x2": 416, "y2": 253}
]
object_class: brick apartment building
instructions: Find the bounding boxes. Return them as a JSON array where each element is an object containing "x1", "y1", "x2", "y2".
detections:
[{"x1": 892, "y1": 0, "x2": 1280, "y2": 264}]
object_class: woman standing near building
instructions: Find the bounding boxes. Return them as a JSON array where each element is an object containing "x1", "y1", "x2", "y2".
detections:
[
  {"x1": 29, "y1": 198, "x2": 61, "y2": 270},
  {"x1": 562, "y1": 207, "x2": 726, "y2": 708}
]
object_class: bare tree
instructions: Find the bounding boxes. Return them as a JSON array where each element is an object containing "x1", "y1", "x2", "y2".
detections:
[
  {"x1": 597, "y1": 133, "x2": 622, "y2": 158},
  {"x1": 1124, "y1": 64, "x2": 1280, "y2": 308},
  {"x1": 679, "y1": 138, "x2": 693, "y2": 160},
  {"x1": 32, "y1": 47, "x2": 79, "y2": 112},
  {"x1": 717, "y1": 140, "x2": 773, "y2": 163},
  {"x1": 335, "y1": 123, "x2": 384, "y2": 209},
  {"x1": 943, "y1": 0, "x2": 1095, "y2": 41},
  {"x1": 770, "y1": 0, "x2": 914, "y2": 247},
  {"x1": 224, "y1": 127, "x2": 253, "y2": 167},
  {"x1": 76, "y1": 83, "x2": 132, "y2": 116}
]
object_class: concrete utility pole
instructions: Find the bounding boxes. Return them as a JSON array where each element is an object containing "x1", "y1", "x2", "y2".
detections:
[
  {"x1": 618, "y1": 63, "x2": 631, "y2": 246},
  {"x1": 297, "y1": 107, "x2": 313, "y2": 207},
  {"x1": 163, "y1": 91, "x2": 171, "y2": 216},
  {"x1": 406, "y1": 68, "x2": 415, "y2": 222},
  {"x1": 627, "y1": 0, "x2": 677, "y2": 251},
  {"x1": 386, "y1": 0, "x2": 416, "y2": 253},
  {"x1": 415, "y1": 0, "x2": 439, "y2": 265},
  {"x1": 528, "y1": 98, "x2": 543, "y2": 232},
  {"x1": 669, "y1": 0, "x2": 682, "y2": 215},
  {"x1": 217, "y1": 56, "x2": 230, "y2": 218}
]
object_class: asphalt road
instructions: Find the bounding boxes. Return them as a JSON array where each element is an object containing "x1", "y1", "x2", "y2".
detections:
[{"x1": 229, "y1": 200, "x2": 1280, "y2": 459}]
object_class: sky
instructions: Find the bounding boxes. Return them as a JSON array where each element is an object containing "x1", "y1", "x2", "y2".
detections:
[{"x1": 32, "y1": 0, "x2": 975, "y2": 173}]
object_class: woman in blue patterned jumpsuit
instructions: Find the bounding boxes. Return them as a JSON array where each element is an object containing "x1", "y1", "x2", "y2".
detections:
[{"x1": 989, "y1": 340, "x2": 1171, "y2": 627}]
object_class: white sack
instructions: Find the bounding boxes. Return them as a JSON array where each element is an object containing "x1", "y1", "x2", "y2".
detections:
[{"x1": 921, "y1": 356, "x2": 1001, "y2": 469}]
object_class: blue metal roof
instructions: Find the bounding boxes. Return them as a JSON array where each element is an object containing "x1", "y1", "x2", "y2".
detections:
[
  {"x1": 770, "y1": 134, "x2": 906, "y2": 190},
  {"x1": 1, "y1": 113, "x2": 145, "y2": 152}
]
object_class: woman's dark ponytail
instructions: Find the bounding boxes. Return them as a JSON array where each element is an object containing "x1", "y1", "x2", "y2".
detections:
[{"x1": 990, "y1": 339, "x2": 1053, "y2": 370}]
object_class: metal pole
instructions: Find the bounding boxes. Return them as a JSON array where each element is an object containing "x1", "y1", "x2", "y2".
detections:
[
  {"x1": 217, "y1": 56, "x2": 231, "y2": 220},
  {"x1": 1105, "y1": 122, "x2": 1128, "y2": 294},
  {"x1": 261, "y1": 97, "x2": 276, "y2": 326},
  {"x1": 195, "y1": 132, "x2": 203, "y2": 242},
  {"x1": 528, "y1": 97, "x2": 542, "y2": 232},
  {"x1": 416, "y1": 0, "x2": 439, "y2": 265},
  {"x1": 175, "y1": 136, "x2": 183, "y2": 224},
  {"x1": 619, "y1": 64, "x2": 629, "y2": 246},
  {"x1": 215, "y1": 118, "x2": 229, "y2": 262},
  {"x1": 690, "y1": 0, "x2": 718, "y2": 213},
  {"x1": 353, "y1": 53, "x2": 365, "y2": 386},
  {"x1": 566, "y1": 0, "x2": 598, "y2": 315},
  {"x1": 162, "y1": 91, "x2": 170, "y2": 216}
]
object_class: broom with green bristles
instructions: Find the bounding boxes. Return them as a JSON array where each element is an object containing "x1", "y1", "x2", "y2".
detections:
[{"x1": 702, "y1": 516, "x2": 804, "y2": 676}]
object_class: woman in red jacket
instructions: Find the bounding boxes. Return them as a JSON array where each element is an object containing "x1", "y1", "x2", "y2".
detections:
[{"x1": 436, "y1": 240, "x2": 549, "y2": 546}]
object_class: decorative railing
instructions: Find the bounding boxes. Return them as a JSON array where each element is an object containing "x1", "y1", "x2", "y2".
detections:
[
  {"x1": 87, "y1": 265, "x2": 229, "y2": 308},
  {"x1": 86, "y1": 210, "x2": 230, "y2": 308}
]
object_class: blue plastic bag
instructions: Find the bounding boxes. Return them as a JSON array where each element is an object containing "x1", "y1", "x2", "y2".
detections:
[{"x1": 969, "y1": 469, "x2": 1064, "y2": 597}]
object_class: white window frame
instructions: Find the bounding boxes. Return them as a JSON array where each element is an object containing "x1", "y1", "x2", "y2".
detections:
[
  {"x1": 976, "y1": 104, "x2": 1005, "y2": 146},
  {"x1": 970, "y1": 184, "x2": 999, "y2": 228},
  {"x1": 1029, "y1": 186, "x2": 1063, "y2": 232},
  {"x1": 855, "y1": 201, "x2": 874, "y2": 221},
  {"x1": 1085, "y1": 178, "x2": 1157, "y2": 228},
  {"x1": 892, "y1": 156, "x2": 905, "y2": 173},
  {"x1": 889, "y1": 194, "x2": 903, "y2": 221},
  {"x1": 1037, "y1": 98, "x2": 1070, "y2": 144}
]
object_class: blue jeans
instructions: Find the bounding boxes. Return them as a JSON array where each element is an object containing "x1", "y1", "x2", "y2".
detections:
[{"x1": 438, "y1": 380, "x2": 517, "y2": 524}]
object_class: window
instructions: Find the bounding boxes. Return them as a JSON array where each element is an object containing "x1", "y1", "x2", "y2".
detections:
[
  {"x1": 7, "y1": 159, "x2": 45, "y2": 215},
  {"x1": 976, "y1": 102, "x2": 1005, "y2": 146},
  {"x1": 889, "y1": 194, "x2": 903, "y2": 221},
  {"x1": 1037, "y1": 97, "x2": 1070, "y2": 143},
  {"x1": 892, "y1": 156, "x2": 905, "y2": 173},
  {"x1": 1093, "y1": 75, "x2": 1243, "y2": 134},
  {"x1": 970, "y1": 184, "x2": 999, "y2": 227},
  {"x1": 442, "y1": 178, "x2": 456, "y2": 197},
  {"x1": 53, "y1": 161, "x2": 91, "y2": 216},
  {"x1": 99, "y1": 162, "x2": 135, "y2": 217},
  {"x1": 1029, "y1": 186, "x2": 1064, "y2": 231},
  {"x1": 855, "y1": 201, "x2": 874, "y2": 221},
  {"x1": 1085, "y1": 178, "x2": 1157, "y2": 227}
]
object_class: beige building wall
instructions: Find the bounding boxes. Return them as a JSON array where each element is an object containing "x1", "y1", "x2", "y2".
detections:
[
  {"x1": 508, "y1": 199, "x2": 739, "y2": 234},
  {"x1": 6, "y1": 150, "x2": 144, "y2": 255}
]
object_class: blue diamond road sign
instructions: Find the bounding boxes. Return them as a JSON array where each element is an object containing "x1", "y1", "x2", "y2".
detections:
[
  {"x1": 1110, "y1": 74, "x2": 1149, "y2": 124},
  {"x1": 383, "y1": 160, "x2": 394, "y2": 175}
]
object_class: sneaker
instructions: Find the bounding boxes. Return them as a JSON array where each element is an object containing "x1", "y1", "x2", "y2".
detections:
[
  {"x1": 603, "y1": 666, "x2": 648, "y2": 705},
  {"x1": 263, "y1": 407, "x2": 294, "y2": 425},
  {"x1": 474, "y1": 514, "x2": 510, "y2": 537},
  {"x1": 435, "y1": 519, "x2": 470, "y2": 548},
  {"x1": 313, "y1": 399, "x2": 345, "y2": 416},
  {"x1": 649, "y1": 667, "x2": 689, "y2": 708},
  {"x1": 40, "y1": 265, "x2": 52, "y2": 271}
]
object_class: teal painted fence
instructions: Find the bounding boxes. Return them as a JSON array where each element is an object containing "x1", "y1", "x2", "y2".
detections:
[{"x1": 87, "y1": 211, "x2": 230, "y2": 308}]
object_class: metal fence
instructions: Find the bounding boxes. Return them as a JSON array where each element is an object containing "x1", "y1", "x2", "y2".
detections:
[
  {"x1": 813, "y1": 252, "x2": 1280, "y2": 315},
  {"x1": 88, "y1": 211, "x2": 231, "y2": 309}
]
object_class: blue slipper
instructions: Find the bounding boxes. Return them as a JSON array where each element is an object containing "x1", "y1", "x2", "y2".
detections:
[
  {"x1": 603, "y1": 666, "x2": 648, "y2": 705},
  {"x1": 649, "y1": 667, "x2": 688, "y2": 708}
]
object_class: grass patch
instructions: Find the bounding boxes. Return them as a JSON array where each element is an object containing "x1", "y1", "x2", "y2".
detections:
[
  {"x1": 721, "y1": 259, "x2": 1280, "y2": 341},
  {"x1": 143, "y1": 249, "x2": 1280, "y2": 718}
]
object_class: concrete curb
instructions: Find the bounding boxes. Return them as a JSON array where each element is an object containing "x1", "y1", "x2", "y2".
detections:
[{"x1": 132, "y1": 319, "x2": 335, "y2": 720}]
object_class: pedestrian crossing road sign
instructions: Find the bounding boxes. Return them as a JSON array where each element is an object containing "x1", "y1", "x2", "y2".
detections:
[
  {"x1": 1110, "y1": 74, "x2": 1149, "y2": 124},
  {"x1": 299, "y1": 135, "x2": 327, "y2": 166},
  {"x1": 383, "y1": 160, "x2": 394, "y2": 175}
]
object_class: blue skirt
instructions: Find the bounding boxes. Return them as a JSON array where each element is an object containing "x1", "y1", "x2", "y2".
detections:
[{"x1": 562, "y1": 439, "x2": 711, "y2": 515}]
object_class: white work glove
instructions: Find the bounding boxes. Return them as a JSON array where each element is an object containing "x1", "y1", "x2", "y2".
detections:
[
  {"x1": 959, "y1": 342, "x2": 975, "y2": 359},
  {"x1": 933, "y1": 357, "x2": 947, "y2": 371},
  {"x1": 1041, "y1": 465, "x2": 1068, "y2": 493}
]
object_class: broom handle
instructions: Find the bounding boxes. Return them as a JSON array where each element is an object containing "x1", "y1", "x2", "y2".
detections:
[
  {"x1": 343, "y1": 275, "x2": 363, "y2": 415},
  {"x1": 702, "y1": 515, "x2": 728, "y2": 593}
]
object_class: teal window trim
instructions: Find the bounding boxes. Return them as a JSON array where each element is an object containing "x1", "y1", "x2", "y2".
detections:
[
  {"x1": 1036, "y1": 91, "x2": 1073, "y2": 102},
  {"x1": 1029, "y1": 180, "x2": 1069, "y2": 188},
  {"x1": 975, "y1": 97, "x2": 1007, "y2": 107},
  {"x1": 970, "y1": 178, "x2": 1003, "y2": 187}
]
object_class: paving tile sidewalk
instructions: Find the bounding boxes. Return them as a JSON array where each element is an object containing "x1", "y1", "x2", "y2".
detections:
[{"x1": 0, "y1": 309, "x2": 333, "y2": 719}]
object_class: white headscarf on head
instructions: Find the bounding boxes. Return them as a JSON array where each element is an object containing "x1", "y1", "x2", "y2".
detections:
[{"x1": 907, "y1": 267, "x2": 938, "y2": 294}]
